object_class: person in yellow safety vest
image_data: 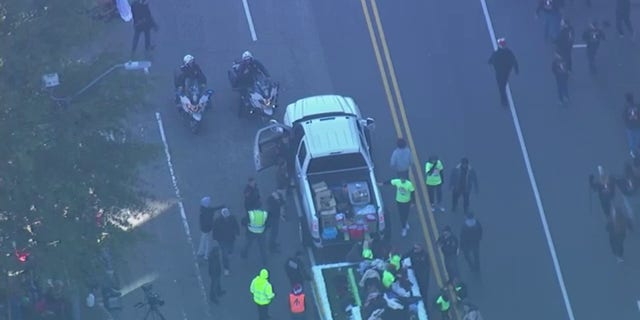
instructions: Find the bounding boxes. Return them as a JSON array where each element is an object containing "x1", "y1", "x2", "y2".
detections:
[
  {"x1": 435, "y1": 287, "x2": 452, "y2": 320},
  {"x1": 379, "y1": 175, "x2": 415, "y2": 237},
  {"x1": 250, "y1": 268, "x2": 275, "y2": 320},
  {"x1": 388, "y1": 253, "x2": 402, "y2": 272},
  {"x1": 241, "y1": 209, "x2": 269, "y2": 265},
  {"x1": 425, "y1": 155, "x2": 445, "y2": 212},
  {"x1": 288, "y1": 283, "x2": 307, "y2": 319},
  {"x1": 382, "y1": 264, "x2": 396, "y2": 288}
]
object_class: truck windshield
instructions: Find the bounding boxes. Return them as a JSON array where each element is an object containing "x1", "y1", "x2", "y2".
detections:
[{"x1": 308, "y1": 152, "x2": 368, "y2": 174}]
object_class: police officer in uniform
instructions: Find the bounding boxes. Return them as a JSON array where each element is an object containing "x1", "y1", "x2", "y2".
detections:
[
  {"x1": 250, "y1": 269, "x2": 275, "y2": 320},
  {"x1": 582, "y1": 21, "x2": 606, "y2": 74}
]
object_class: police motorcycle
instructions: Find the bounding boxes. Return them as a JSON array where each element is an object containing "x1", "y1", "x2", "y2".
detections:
[
  {"x1": 174, "y1": 77, "x2": 213, "y2": 134},
  {"x1": 228, "y1": 62, "x2": 279, "y2": 120}
]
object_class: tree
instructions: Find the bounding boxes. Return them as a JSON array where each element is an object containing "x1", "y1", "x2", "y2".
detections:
[{"x1": 0, "y1": 0, "x2": 157, "y2": 292}]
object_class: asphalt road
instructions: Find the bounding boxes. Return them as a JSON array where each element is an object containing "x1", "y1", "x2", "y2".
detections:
[{"x1": 103, "y1": 0, "x2": 640, "y2": 319}]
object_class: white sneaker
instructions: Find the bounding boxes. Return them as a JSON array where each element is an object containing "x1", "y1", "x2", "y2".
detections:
[
  {"x1": 224, "y1": 269, "x2": 230, "y2": 276},
  {"x1": 438, "y1": 205, "x2": 445, "y2": 212},
  {"x1": 405, "y1": 224, "x2": 410, "y2": 230},
  {"x1": 401, "y1": 228, "x2": 408, "y2": 237}
]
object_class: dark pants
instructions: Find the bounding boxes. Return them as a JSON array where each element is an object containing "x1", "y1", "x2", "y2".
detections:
[
  {"x1": 291, "y1": 312, "x2": 307, "y2": 320},
  {"x1": 219, "y1": 240, "x2": 234, "y2": 270},
  {"x1": 555, "y1": 75, "x2": 569, "y2": 101},
  {"x1": 269, "y1": 221, "x2": 280, "y2": 251},
  {"x1": 241, "y1": 232, "x2": 267, "y2": 265},
  {"x1": 608, "y1": 232, "x2": 625, "y2": 258},
  {"x1": 427, "y1": 184, "x2": 442, "y2": 205},
  {"x1": 462, "y1": 246, "x2": 480, "y2": 272},
  {"x1": 586, "y1": 46, "x2": 599, "y2": 73},
  {"x1": 495, "y1": 73, "x2": 509, "y2": 106},
  {"x1": 131, "y1": 27, "x2": 151, "y2": 54},
  {"x1": 443, "y1": 255, "x2": 459, "y2": 281},
  {"x1": 209, "y1": 274, "x2": 223, "y2": 302},
  {"x1": 397, "y1": 201, "x2": 411, "y2": 228},
  {"x1": 452, "y1": 188, "x2": 470, "y2": 213},
  {"x1": 617, "y1": 12, "x2": 633, "y2": 36},
  {"x1": 257, "y1": 304, "x2": 270, "y2": 320}
]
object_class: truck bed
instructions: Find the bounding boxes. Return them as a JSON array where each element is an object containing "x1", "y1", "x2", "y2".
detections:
[{"x1": 307, "y1": 168, "x2": 381, "y2": 243}]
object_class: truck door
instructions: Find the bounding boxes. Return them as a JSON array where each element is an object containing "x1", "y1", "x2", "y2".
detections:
[{"x1": 253, "y1": 123, "x2": 289, "y2": 171}]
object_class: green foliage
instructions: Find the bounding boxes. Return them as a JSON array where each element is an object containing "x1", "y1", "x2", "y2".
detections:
[{"x1": 0, "y1": 0, "x2": 158, "y2": 283}]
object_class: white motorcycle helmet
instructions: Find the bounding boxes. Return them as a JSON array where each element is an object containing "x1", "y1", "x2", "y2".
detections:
[
  {"x1": 242, "y1": 51, "x2": 253, "y2": 61},
  {"x1": 183, "y1": 54, "x2": 195, "y2": 65}
]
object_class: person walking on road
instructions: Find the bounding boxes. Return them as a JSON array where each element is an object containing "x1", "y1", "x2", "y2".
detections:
[
  {"x1": 607, "y1": 205, "x2": 631, "y2": 263},
  {"x1": 130, "y1": 0, "x2": 157, "y2": 57},
  {"x1": 616, "y1": 0, "x2": 634, "y2": 38},
  {"x1": 379, "y1": 175, "x2": 415, "y2": 237},
  {"x1": 555, "y1": 18, "x2": 575, "y2": 71},
  {"x1": 244, "y1": 177, "x2": 262, "y2": 211},
  {"x1": 589, "y1": 167, "x2": 617, "y2": 217},
  {"x1": 240, "y1": 207, "x2": 269, "y2": 265},
  {"x1": 425, "y1": 156, "x2": 445, "y2": 212},
  {"x1": 434, "y1": 287, "x2": 453, "y2": 320},
  {"x1": 250, "y1": 268, "x2": 275, "y2": 320},
  {"x1": 488, "y1": 38, "x2": 519, "y2": 107},
  {"x1": 390, "y1": 138, "x2": 412, "y2": 178},
  {"x1": 437, "y1": 225, "x2": 460, "y2": 281},
  {"x1": 617, "y1": 164, "x2": 638, "y2": 230},
  {"x1": 551, "y1": 51, "x2": 570, "y2": 105},
  {"x1": 288, "y1": 284, "x2": 307, "y2": 319},
  {"x1": 285, "y1": 251, "x2": 311, "y2": 288},
  {"x1": 460, "y1": 212, "x2": 483, "y2": 273},
  {"x1": 212, "y1": 207, "x2": 239, "y2": 276},
  {"x1": 208, "y1": 245, "x2": 226, "y2": 304},
  {"x1": 536, "y1": 0, "x2": 564, "y2": 42},
  {"x1": 582, "y1": 21, "x2": 606, "y2": 74},
  {"x1": 197, "y1": 197, "x2": 225, "y2": 260},
  {"x1": 623, "y1": 93, "x2": 640, "y2": 156},
  {"x1": 449, "y1": 158, "x2": 479, "y2": 213},
  {"x1": 404, "y1": 244, "x2": 431, "y2": 305},
  {"x1": 266, "y1": 191, "x2": 285, "y2": 253}
]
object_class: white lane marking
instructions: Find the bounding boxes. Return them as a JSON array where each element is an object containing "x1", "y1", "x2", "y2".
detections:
[
  {"x1": 479, "y1": 1, "x2": 576, "y2": 320},
  {"x1": 241, "y1": 0, "x2": 258, "y2": 41},
  {"x1": 155, "y1": 112, "x2": 211, "y2": 318},
  {"x1": 573, "y1": 44, "x2": 587, "y2": 48}
]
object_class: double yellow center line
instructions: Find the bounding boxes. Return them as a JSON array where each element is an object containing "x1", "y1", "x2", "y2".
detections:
[{"x1": 359, "y1": 0, "x2": 459, "y2": 315}]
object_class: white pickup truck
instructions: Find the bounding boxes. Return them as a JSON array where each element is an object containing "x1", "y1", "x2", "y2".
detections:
[{"x1": 253, "y1": 95, "x2": 386, "y2": 248}]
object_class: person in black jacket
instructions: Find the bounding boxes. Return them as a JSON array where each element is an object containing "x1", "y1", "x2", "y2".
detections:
[
  {"x1": 284, "y1": 251, "x2": 311, "y2": 287},
  {"x1": 197, "y1": 197, "x2": 225, "y2": 260},
  {"x1": 266, "y1": 191, "x2": 285, "y2": 253},
  {"x1": 212, "y1": 207, "x2": 240, "y2": 276},
  {"x1": 616, "y1": 0, "x2": 633, "y2": 38},
  {"x1": 436, "y1": 226, "x2": 459, "y2": 282},
  {"x1": 623, "y1": 93, "x2": 640, "y2": 156},
  {"x1": 459, "y1": 212, "x2": 483, "y2": 273},
  {"x1": 449, "y1": 158, "x2": 479, "y2": 214},
  {"x1": 234, "y1": 51, "x2": 270, "y2": 95},
  {"x1": 551, "y1": 51, "x2": 570, "y2": 105},
  {"x1": 488, "y1": 38, "x2": 519, "y2": 107},
  {"x1": 244, "y1": 177, "x2": 261, "y2": 211},
  {"x1": 589, "y1": 168, "x2": 616, "y2": 217},
  {"x1": 582, "y1": 21, "x2": 606, "y2": 74},
  {"x1": 404, "y1": 244, "x2": 430, "y2": 305},
  {"x1": 555, "y1": 18, "x2": 575, "y2": 71},
  {"x1": 208, "y1": 246, "x2": 226, "y2": 304},
  {"x1": 130, "y1": 0, "x2": 157, "y2": 56}
]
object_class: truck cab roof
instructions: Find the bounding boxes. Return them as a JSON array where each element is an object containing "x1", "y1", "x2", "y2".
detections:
[{"x1": 283, "y1": 95, "x2": 362, "y2": 126}]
